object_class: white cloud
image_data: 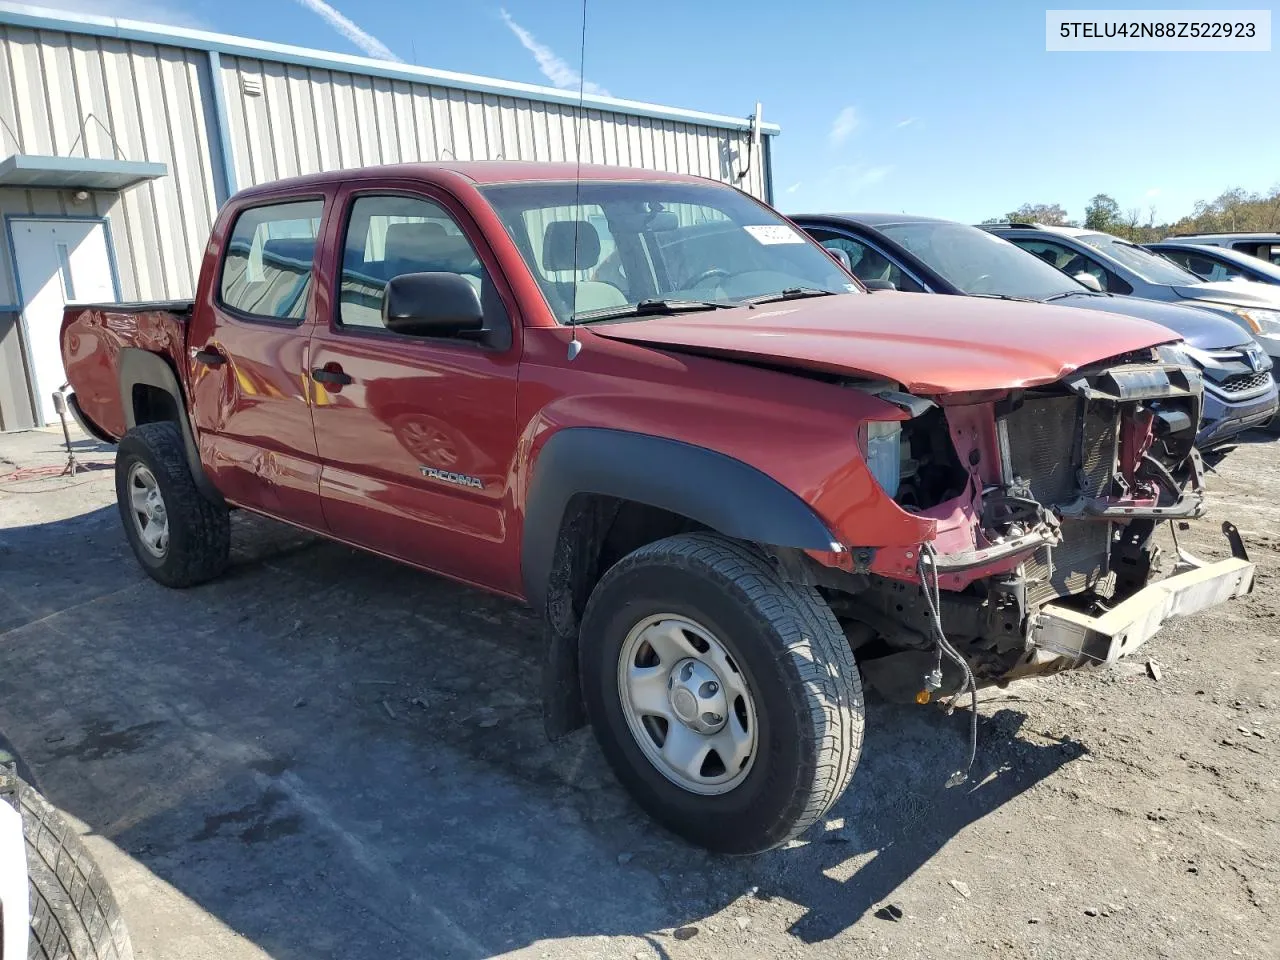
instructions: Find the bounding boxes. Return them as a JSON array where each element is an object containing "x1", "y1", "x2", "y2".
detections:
[
  {"x1": 814, "y1": 163, "x2": 894, "y2": 202},
  {"x1": 785, "y1": 182, "x2": 802, "y2": 194},
  {"x1": 499, "y1": 9, "x2": 610, "y2": 97},
  {"x1": 895, "y1": 117, "x2": 918, "y2": 128},
  {"x1": 1145, "y1": 187, "x2": 1161, "y2": 197},
  {"x1": 292, "y1": 0, "x2": 401, "y2": 61},
  {"x1": 829, "y1": 106, "x2": 859, "y2": 146}
]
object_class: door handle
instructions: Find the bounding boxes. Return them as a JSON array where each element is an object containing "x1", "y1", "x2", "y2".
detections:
[
  {"x1": 193, "y1": 347, "x2": 226, "y2": 367},
  {"x1": 312, "y1": 367, "x2": 353, "y2": 386}
]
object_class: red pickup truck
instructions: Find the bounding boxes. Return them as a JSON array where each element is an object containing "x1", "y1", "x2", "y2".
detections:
[{"x1": 60, "y1": 162, "x2": 1254, "y2": 853}]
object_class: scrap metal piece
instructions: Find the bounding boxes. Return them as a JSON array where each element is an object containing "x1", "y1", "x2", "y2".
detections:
[
  {"x1": 1222, "y1": 521, "x2": 1249, "y2": 563},
  {"x1": 1030, "y1": 556, "x2": 1255, "y2": 667}
]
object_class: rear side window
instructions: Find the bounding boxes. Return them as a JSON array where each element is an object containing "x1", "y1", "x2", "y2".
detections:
[{"x1": 220, "y1": 200, "x2": 324, "y2": 321}]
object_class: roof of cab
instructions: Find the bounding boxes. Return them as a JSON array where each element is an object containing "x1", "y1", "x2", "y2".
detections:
[{"x1": 230, "y1": 161, "x2": 715, "y2": 200}]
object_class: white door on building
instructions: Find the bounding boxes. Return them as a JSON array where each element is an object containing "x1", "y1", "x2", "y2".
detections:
[{"x1": 12, "y1": 218, "x2": 117, "y2": 425}]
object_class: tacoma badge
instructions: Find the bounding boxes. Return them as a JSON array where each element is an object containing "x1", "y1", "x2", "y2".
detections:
[{"x1": 419, "y1": 465, "x2": 484, "y2": 489}]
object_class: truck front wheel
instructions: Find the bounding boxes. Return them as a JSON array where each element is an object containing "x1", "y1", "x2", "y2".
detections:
[
  {"x1": 115, "y1": 422, "x2": 230, "y2": 588},
  {"x1": 579, "y1": 533, "x2": 864, "y2": 854}
]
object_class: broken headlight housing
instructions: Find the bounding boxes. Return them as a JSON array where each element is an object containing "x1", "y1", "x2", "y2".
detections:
[{"x1": 860, "y1": 420, "x2": 902, "y2": 496}]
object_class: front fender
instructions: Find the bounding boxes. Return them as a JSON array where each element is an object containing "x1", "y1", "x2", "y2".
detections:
[{"x1": 521, "y1": 426, "x2": 837, "y2": 612}]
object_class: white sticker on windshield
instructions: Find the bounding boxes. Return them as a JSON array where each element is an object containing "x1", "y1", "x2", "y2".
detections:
[{"x1": 744, "y1": 224, "x2": 805, "y2": 245}]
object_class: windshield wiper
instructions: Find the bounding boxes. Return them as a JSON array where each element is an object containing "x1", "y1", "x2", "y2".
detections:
[
  {"x1": 1043, "y1": 290, "x2": 1100, "y2": 302},
  {"x1": 743, "y1": 287, "x2": 837, "y2": 306},
  {"x1": 968, "y1": 292, "x2": 1038, "y2": 303},
  {"x1": 571, "y1": 298, "x2": 736, "y2": 324}
]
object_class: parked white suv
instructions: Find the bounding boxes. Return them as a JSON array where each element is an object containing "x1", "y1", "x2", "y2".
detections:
[{"x1": 982, "y1": 223, "x2": 1280, "y2": 364}]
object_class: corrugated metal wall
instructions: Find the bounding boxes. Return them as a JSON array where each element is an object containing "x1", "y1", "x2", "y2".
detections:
[
  {"x1": 217, "y1": 56, "x2": 767, "y2": 202},
  {"x1": 0, "y1": 24, "x2": 220, "y2": 301},
  {"x1": 0, "y1": 19, "x2": 768, "y2": 308}
]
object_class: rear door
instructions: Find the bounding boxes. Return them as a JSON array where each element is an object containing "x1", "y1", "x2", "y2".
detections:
[
  {"x1": 308, "y1": 183, "x2": 523, "y2": 594},
  {"x1": 187, "y1": 194, "x2": 331, "y2": 529}
]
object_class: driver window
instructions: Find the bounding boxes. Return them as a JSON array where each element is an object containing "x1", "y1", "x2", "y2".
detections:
[
  {"x1": 808, "y1": 231, "x2": 921, "y2": 292},
  {"x1": 1196, "y1": 256, "x2": 1245, "y2": 282},
  {"x1": 338, "y1": 195, "x2": 489, "y2": 330},
  {"x1": 1013, "y1": 239, "x2": 1114, "y2": 291}
]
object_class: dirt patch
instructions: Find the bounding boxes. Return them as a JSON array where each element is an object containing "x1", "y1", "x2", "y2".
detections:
[{"x1": 1, "y1": 425, "x2": 1277, "y2": 960}]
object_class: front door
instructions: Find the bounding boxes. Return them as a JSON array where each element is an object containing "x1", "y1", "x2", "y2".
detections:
[
  {"x1": 11, "y1": 218, "x2": 117, "y2": 424},
  {"x1": 308, "y1": 186, "x2": 522, "y2": 594}
]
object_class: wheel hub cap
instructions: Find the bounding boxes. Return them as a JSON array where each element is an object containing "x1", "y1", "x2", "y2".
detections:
[
  {"x1": 667, "y1": 658, "x2": 727, "y2": 734},
  {"x1": 127, "y1": 463, "x2": 169, "y2": 558},
  {"x1": 617, "y1": 614, "x2": 758, "y2": 796}
]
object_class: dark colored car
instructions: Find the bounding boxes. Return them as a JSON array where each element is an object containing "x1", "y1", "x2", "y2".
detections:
[
  {"x1": 1146, "y1": 241, "x2": 1280, "y2": 287},
  {"x1": 794, "y1": 213, "x2": 1278, "y2": 449}
]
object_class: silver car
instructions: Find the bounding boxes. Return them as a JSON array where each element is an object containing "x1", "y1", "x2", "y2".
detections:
[{"x1": 983, "y1": 223, "x2": 1280, "y2": 363}]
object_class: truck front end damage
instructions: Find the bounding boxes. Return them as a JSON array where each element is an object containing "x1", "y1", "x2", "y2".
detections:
[{"x1": 824, "y1": 349, "x2": 1255, "y2": 700}]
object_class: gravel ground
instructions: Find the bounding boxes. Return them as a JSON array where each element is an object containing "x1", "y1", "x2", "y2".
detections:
[{"x1": 0, "y1": 425, "x2": 1276, "y2": 960}]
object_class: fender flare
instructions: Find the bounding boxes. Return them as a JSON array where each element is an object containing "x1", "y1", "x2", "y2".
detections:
[
  {"x1": 521, "y1": 427, "x2": 836, "y2": 613},
  {"x1": 118, "y1": 348, "x2": 224, "y2": 505}
]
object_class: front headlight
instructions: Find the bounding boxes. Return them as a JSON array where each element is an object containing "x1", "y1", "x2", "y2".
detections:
[
  {"x1": 860, "y1": 420, "x2": 902, "y2": 497},
  {"x1": 1230, "y1": 306, "x2": 1280, "y2": 335}
]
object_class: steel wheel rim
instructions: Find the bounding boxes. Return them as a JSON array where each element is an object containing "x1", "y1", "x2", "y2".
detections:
[
  {"x1": 127, "y1": 463, "x2": 169, "y2": 558},
  {"x1": 617, "y1": 614, "x2": 758, "y2": 795}
]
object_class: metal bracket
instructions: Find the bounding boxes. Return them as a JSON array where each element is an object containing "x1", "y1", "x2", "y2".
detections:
[{"x1": 1222, "y1": 521, "x2": 1249, "y2": 563}]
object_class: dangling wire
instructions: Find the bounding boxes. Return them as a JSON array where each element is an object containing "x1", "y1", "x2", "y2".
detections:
[
  {"x1": 566, "y1": 0, "x2": 589, "y2": 360},
  {"x1": 918, "y1": 544, "x2": 979, "y2": 787}
]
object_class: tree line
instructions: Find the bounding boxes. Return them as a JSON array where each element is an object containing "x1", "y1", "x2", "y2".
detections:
[{"x1": 984, "y1": 185, "x2": 1280, "y2": 243}]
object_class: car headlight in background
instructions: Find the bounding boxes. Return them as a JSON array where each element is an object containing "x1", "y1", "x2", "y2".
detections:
[
  {"x1": 860, "y1": 420, "x2": 902, "y2": 497},
  {"x1": 1229, "y1": 306, "x2": 1280, "y2": 335}
]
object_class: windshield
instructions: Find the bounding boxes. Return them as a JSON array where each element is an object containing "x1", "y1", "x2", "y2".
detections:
[
  {"x1": 877, "y1": 220, "x2": 1084, "y2": 300},
  {"x1": 1078, "y1": 232, "x2": 1202, "y2": 285},
  {"x1": 479, "y1": 181, "x2": 855, "y2": 322}
]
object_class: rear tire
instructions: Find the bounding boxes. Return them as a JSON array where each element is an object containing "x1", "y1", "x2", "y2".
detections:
[
  {"x1": 115, "y1": 422, "x2": 229, "y2": 587},
  {"x1": 579, "y1": 533, "x2": 863, "y2": 854},
  {"x1": 19, "y1": 776, "x2": 134, "y2": 960}
]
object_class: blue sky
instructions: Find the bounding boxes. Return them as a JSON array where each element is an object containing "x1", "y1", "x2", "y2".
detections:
[{"x1": 60, "y1": 0, "x2": 1280, "y2": 223}]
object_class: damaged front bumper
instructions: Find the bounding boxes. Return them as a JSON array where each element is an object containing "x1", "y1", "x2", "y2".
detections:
[{"x1": 1011, "y1": 524, "x2": 1254, "y2": 679}]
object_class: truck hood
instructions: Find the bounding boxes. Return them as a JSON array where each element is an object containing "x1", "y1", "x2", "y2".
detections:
[
  {"x1": 1173, "y1": 280, "x2": 1280, "y2": 309},
  {"x1": 1054, "y1": 293, "x2": 1252, "y2": 350},
  {"x1": 589, "y1": 293, "x2": 1178, "y2": 394}
]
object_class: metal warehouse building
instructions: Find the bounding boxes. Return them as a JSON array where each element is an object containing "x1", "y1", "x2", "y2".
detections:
[{"x1": 0, "y1": 1, "x2": 778, "y2": 430}]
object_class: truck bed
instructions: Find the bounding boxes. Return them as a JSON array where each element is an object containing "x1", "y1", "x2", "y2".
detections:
[{"x1": 60, "y1": 300, "x2": 194, "y2": 442}]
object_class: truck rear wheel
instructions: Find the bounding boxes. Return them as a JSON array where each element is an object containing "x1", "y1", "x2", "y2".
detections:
[
  {"x1": 579, "y1": 533, "x2": 863, "y2": 854},
  {"x1": 115, "y1": 422, "x2": 229, "y2": 588}
]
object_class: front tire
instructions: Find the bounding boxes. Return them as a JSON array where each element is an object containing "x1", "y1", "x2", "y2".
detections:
[
  {"x1": 579, "y1": 533, "x2": 863, "y2": 854},
  {"x1": 115, "y1": 422, "x2": 229, "y2": 588}
]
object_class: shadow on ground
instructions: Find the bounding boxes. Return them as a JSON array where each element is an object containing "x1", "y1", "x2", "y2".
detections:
[{"x1": 0, "y1": 503, "x2": 1084, "y2": 957}]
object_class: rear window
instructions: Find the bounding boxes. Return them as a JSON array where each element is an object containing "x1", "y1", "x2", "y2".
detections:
[{"x1": 220, "y1": 199, "x2": 324, "y2": 321}]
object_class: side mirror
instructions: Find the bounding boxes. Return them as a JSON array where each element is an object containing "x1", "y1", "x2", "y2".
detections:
[
  {"x1": 1074, "y1": 272, "x2": 1103, "y2": 293},
  {"x1": 826, "y1": 247, "x2": 853, "y2": 272},
  {"x1": 862, "y1": 278, "x2": 897, "y2": 291},
  {"x1": 383, "y1": 272, "x2": 485, "y2": 338}
]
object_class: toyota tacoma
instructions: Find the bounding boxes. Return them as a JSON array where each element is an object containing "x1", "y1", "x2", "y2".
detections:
[{"x1": 60, "y1": 163, "x2": 1254, "y2": 853}]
